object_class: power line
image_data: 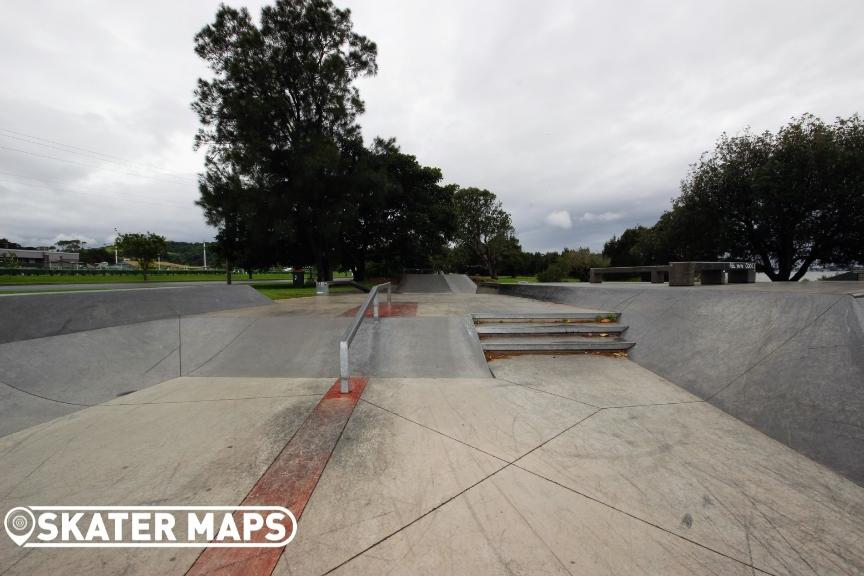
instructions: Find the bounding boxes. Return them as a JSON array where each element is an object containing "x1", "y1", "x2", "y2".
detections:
[
  {"x1": 0, "y1": 144, "x2": 198, "y2": 187},
  {"x1": 0, "y1": 127, "x2": 199, "y2": 182},
  {"x1": 0, "y1": 171, "x2": 196, "y2": 209}
]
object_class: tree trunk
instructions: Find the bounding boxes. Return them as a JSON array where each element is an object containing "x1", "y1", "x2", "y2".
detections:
[
  {"x1": 790, "y1": 251, "x2": 818, "y2": 281},
  {"x1": 317, "y1": 253, "x2": 332, "y2": 282},
  {"x1": 758, "y1": 251, "x2": 777, "y2": 281},
  {"x1": 225, "y1": 258, "x2": 232, "y2": 285},
  {"x1": 354, "y1": 259, "x2": 366, "y2": 282}
]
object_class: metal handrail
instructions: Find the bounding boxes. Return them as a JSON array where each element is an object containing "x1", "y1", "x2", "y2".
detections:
[{"x1": 339, "y1": 282, "x2": 392, "y2": 393}]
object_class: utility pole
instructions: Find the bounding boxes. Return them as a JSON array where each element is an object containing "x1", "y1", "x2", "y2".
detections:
[
  {"x1": 114, "y1": 227, "x2": 119, "y2": 266},
  {"x1": 203, "y1": 241, "x2": 207, "y2": 270}
]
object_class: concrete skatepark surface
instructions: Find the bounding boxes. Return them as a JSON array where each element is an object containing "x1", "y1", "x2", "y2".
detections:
[
  {"x1": 1, "y1": 275, "x2": 863, "y2": 575},
  {"x1": 493, "y1": 281, "x2": 864, "y2": 485}
]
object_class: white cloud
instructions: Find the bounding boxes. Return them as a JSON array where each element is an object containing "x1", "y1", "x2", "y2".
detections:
[
  {"x1": 580, "y1": 212, "x2": 623, "y2": 223},
  {"x1": 545, "y1": 210, "x2": 572, "y2": 229}
]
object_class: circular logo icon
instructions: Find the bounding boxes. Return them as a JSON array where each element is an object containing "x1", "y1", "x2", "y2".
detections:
[{"x1": 4, "y1": 507, "x2": 35, "y2": 546}]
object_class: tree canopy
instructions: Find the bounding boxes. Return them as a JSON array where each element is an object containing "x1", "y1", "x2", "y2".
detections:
[
  {"x1": 116, "y1": 232, "x2": 167, "y2": 280},
  {"x1": 452, "y1": 187, "x2": 517, "y2": 278},
  {"x1": 193, "y1": 0, "x2": 465, "y2": 281},
  {"x1": 604, "y1": 114, "x2": 864, "y2": 280},
  {"x1": 193, "y1": 0, "x2": 378, "y2": 281}
]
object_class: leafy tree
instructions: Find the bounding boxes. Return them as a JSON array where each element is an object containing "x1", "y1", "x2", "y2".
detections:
[
  {"x1": 0, "y1": 251, "x2": 20, "y2": 268},
  {"x1": 79, "y1": 246, "x2": 114, "y2": 265},
  {"x1": 56, "y1": 239, "x2": 85, "y2": 252},
  {"x1": 675, "y1": 114, "x2": 864, "y2": 280},
  {"x1": 0, "y1": 239, "x2": 23, "y2": 249},
  {"x1": 561, "y1": 247, "x2": 610, "y2": 281},
  {"x1": 452, "y1": 187, "x2": 516, "y2": 278},
  {"x1": 342, "y1": 138, "x2": 455, "y2": 279},
  {"x1": 538, "y1": 248, "x2": 609, "y2": 282},
  {"x1": 193, "y1": 0, "x2": 377, "y2": 282},
  {"x1": 116, "y1": 232, "x2": 167, "y2": 280},
  {"x1": 603, "y1": 226, "x2": 654, "y2": 266}
]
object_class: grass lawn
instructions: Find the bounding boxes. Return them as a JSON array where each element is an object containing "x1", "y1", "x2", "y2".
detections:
[{"x1": 252, "y1": 283, "x2": 363, "y2": 300}]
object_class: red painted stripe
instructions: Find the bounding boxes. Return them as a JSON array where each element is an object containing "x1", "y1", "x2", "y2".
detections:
[
  {"x1": 340, "y1": 302, "x2": 418, "y2": 318},
  {"x1": 186, "y1": 377, "x2": 368, "y2": 576}
]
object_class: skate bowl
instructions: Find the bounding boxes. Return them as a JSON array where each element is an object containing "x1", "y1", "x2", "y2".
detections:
[{"x1": 488, "y1": 281, "x2": 864, "y2": 485}]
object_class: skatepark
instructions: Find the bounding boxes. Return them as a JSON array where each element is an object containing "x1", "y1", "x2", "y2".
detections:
[{"x1": 1, "y1": 275, "x2": 863, "y2": 575}]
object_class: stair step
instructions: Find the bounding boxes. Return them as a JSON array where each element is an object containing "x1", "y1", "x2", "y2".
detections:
[
  {"x1": 481, "y1": 337, "x2": 635, "y2": 352},
  {"x1": 476, "y1": 323, "x2": 627, "y2": 336},
  {"x1": 472, "y1": 312, "x2": 620, "y2": 323}
]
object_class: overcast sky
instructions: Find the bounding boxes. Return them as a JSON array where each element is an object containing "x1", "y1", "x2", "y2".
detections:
[{"x1": 1, "y1": 1, "x2": 863, "y2": 252}]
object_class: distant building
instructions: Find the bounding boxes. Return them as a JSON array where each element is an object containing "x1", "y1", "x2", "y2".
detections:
[{"x1": 0, "y1": 249, "x2": 79, "y2": 269}]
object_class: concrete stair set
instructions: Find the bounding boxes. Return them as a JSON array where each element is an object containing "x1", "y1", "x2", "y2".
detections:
[{"x1": 472, "y1": 312, "x2": 635, "y2": 354}]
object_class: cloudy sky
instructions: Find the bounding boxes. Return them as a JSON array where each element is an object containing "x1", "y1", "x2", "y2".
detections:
[{"x1": 1, "y1": 1, "x2": 862, "y2": 252}]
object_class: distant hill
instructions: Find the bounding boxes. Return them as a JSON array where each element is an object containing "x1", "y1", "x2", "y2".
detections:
[{"x1": 165, "y1": 241, "x2": 209, "y2": 267}]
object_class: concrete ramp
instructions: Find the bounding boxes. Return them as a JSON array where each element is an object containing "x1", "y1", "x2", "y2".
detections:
[
  {"x1": 494, "y1": 282, "x2": 864, "y2": 485},
  {"x1": 399, "y1": 273, "x2": 476, "y2": 294},
  {"x1": 443, "y1": 273, "x2": 477, "y2": 293},
  {"x1": 397, "y1": 273, "x2": 452, "y2": 293},
  {"x1": 0, "y1": 284, "x2": 270, "y2": 344},
  {"x1": 0, "y1": 285, "x2": 273, "y2": 437}
]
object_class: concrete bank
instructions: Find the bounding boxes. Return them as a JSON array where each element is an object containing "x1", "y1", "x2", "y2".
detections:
[
  {"x1": 491, "y1": 281, "x2": 864, "y2": 485},
  {"x1": 0, "y1": 284, "x2": 271, "y2": 344}
]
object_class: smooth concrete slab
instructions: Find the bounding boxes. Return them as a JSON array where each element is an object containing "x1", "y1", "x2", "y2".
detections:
[
  {"x1": 496, "y1": 282, "x2": 864, "y2": 484},
  {"x1": 361, "y1": 377, "x2": 597, "y2": 461},
  {"x1": 0, "y1": 376, "x2": 327, "y2": 576},
  {"x1": 104, "y1": 376, "x2": 333, "y2": 405},
  {"x1": 517, "y1": 401, "x2": 864, "y2": 576},
  {"x1": 489, "y1": 354, "x2": 699, "y2": 408},
  {"x1": 188, "y1": 314, "x2": 492, "y2": 380},
  {"x1": 329, "y1": 465, "x2": 755, "y2": 576},
  {"x1": 274, "y1": 400, "x2": 505, "y2": 576}
]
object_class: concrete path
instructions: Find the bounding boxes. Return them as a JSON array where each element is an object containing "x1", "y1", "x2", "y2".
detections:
[{"x1": 1, "y1": 288, "x2": 862, "y2": 575}]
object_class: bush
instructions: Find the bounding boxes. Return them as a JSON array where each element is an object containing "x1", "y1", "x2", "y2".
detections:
[{"x1": 537, "y1": 262, "x2": 568, "y2": 282}]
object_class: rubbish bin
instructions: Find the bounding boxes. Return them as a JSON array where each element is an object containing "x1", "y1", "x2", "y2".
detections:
[
  {"x1": 316, "y1": 281, "x2": 329, "y2": 295},
  {"x1": 292, "y1": 268, "x2": 304, "y2": 288}
]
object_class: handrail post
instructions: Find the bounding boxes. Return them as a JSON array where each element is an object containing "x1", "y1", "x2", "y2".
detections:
[
  {"x1": 338, "y1": 281, "x2": 391, "y2": 393},
  {"x1": 339, "y1": 340, "x2": 350, "y2": 393},
  {"x1": 387, "y1": 284, "x2": 392, "y2": 308}
]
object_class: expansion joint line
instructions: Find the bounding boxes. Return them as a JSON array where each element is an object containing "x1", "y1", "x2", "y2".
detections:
[{"x1": 706, "y1": 294, "x2": 845, "y2": 401}]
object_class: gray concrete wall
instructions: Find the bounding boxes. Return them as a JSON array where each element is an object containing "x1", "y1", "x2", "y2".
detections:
[
  {"x1": 0, "y1": 284, "x2": 271, "y2": 344},
  {"x1": 495, "y1": 283, "x2": 864, "y2": 485}
]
